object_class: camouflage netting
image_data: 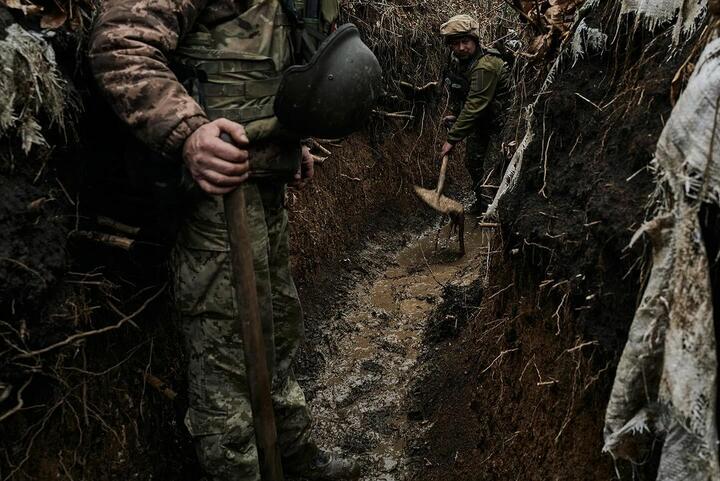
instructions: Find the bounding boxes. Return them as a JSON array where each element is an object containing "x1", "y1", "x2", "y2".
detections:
[
  {"x1": 603, "y1": 36, "x2": 720, "y2": 481},
  {"x1": 0, "y1": 21, "x2": 71, "y2": 157}
]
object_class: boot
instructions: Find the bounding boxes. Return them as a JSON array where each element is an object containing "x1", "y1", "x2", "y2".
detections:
[{"x1": 286, "y1": 450, "x2": 361, "y2": 480}]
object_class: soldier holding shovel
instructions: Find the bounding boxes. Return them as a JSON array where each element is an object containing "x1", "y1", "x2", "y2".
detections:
[
  {"x1": 90, "y1": 1, "x2": 380, "y2": 480},
  {"x1": 439, "y1": 14, "x2": 512, "y2": 215}
]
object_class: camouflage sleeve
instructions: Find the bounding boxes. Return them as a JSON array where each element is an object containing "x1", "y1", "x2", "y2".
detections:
[
  {"x1": 447, "y1": 64, "x2": 499, "y2": 144},
  {"x1": 89, "y1": 0, "x2": 210, "y2": 156}
]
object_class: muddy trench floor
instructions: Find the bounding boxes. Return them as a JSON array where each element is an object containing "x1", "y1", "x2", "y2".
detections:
[{"x1": 298, "y1": 215, "x2": 495, "y2": 481}]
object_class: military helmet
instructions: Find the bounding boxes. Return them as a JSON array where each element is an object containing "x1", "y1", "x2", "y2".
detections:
[
  {"x1": 274, "y1": 23, "x2": 383, "y2": 138},
  {"x1": 440, "y1": 14, "x2": 481, "y2": 42}
]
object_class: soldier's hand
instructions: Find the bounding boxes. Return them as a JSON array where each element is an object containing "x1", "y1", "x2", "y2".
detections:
[
  {"x1": 440, "y1": 141, "x2": 455, "y2": 159},
  {"x1": 289, "y1": 146, "x2": 315, "y2": 190},
  {"x1": 183, "y1": 118, "x2": 250, "y2": 195}
]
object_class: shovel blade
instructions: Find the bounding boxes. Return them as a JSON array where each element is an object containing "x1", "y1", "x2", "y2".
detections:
[{"x1": 413, "y1": 185, "x2": 464, "y2": 216}]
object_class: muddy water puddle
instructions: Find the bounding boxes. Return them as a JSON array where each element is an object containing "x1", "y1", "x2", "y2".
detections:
[{"x1": 308, "y1": 219, "x2": 494, "y2": 480}]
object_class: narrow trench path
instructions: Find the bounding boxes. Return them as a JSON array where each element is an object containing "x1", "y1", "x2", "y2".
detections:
[{"x1": 306, "y1": 219, "x2": 495, "y2": 480}]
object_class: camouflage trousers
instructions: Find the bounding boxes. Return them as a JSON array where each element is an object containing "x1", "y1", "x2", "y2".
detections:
[
  {"x1": 172, "y1": 181, "x2": 315, "y2": 481},
  {"x1": 465, "y1": 126, "x2": 504, "y2": 206}
]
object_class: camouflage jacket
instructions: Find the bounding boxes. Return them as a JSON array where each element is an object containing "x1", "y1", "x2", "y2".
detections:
[
  {"x1": 90, "y1": 0, "x2": 252, "y2": 156},
  {"x1": 445, "y1": 48, "x2": 511, "y2": 144}
]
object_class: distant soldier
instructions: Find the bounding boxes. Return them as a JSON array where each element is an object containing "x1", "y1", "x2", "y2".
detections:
[{"x1": 439, "y1": 14, "x2": 512, "y2": 215}]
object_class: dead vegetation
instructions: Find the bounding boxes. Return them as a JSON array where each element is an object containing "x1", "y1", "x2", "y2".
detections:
[{"x1": 0, "y1": 0, "x2": 95, "y2": 30}]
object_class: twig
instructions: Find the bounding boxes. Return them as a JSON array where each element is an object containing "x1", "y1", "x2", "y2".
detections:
[
  {"x1": 143, "y1": 372, "x2": 178, "y2": 401},
  {"x1": 2, "y1": 396, "x2": 64, "y2": 481},
  {"x1": 140, "y1": 338, "x2": 154, "y2": 419},
  {"x1": 339, "y1": 173, "x2": 362, "y2": 182},
  {"x1": 0, "y1": 377, "x2": 32, "y2": 423},
  {"x1": 575, "y1": 92, "x2": 603, "y2": 111},
  {"x1": 309, "y1": 138, "x2": 332, "y2": 157},
  {"x1": 97, "y1": 216, "x2": 140, "y2": 237},
  {"x1": 62, "y1": 342, "x2": 148, "y2": 377},
  {"x1": 81, "y1": 347, "x2": 89, "y2": 426},
  {"x1": 27, "y1": 197, "x2": 53, "y2": 212},
  {"x1": 59, "y1": 457, "x2": 75, "y2": 481},
  {"x1": 503, "y1": 0, "x2": 545, "y2": 34},
  {"x1": 565, "y1": 340, "x2": 598, "y2": 353},
  {"x1": 553, "y1": 291, "x2": 570, "y2": 335},
  {"x1": 70, "y1": 231, "x2": 135, "y2": 251},
  {"x1": 533, "y1": 360, "x2": 558, "y2": 386},
  {"x1": 398, "y1": 80, "x2": 439, "y2": 92},
  {"x1": 554, "y1": 356, "x2": 580, "y2": 442},
  {"x1": 418, "y1": 241, "x2": 446, "y2": 289},
  {"x1": 15, "y1": 285, "x2": 166, "y2": 359},
  {"x1": 372, "y1": 109, "x2": 415, "y2": 120},
  {"x1": 539, "y1": 131, "x2": 554, "y2": 198},
  {"x1": 0, "y1": 257, "x2": 47, "y2": 287},
  {"x1": 55, "y1": 178, "x2": 75, "y2": 206},
  {"x1": 519, "y1": 354, "x2": 536, "y2": 382},
  {"x1": 488, "y1": 282, "x2": 515, "y2": 300},
  {"x1": 481, "y1": 348, "x2": 519, "y2": 374}
]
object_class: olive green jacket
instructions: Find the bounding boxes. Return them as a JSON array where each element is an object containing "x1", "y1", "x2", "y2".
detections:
[{"x1": 446, "y1": 49, "x2": 511, "y2": 144}]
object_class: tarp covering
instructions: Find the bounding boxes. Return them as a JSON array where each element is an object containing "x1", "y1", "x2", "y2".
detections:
[{"x1": 603, "y1": 37, "x2": 720, "y2": 481}]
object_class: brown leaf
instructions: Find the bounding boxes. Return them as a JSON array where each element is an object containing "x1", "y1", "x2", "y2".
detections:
[
  {"x1": 528, "y1": 33, "x2": 552, "y2": 56},
  {"x1": 0, "y1": 0, "x2": 43, "y2": 15},
  {"x1": 40, "y1": 9, "x2": 67, "y2": 29},
  {"x1": 544, "y1": 5, "x2": 565, "y2": 24},
  {"x1": 519, "y1": 0, "x2": 536, "y2": 14}
]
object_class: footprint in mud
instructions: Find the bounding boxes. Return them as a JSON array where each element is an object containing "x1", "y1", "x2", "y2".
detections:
[{"x1": 307, "y1": 219, "x2": 495, "y2": 480}]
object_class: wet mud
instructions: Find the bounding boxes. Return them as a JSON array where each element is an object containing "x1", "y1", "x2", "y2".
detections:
[{"x1": 302, "y1": 216, "x2": 495, "y2": 480}]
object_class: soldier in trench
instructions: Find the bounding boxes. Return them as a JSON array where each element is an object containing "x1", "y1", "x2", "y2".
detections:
[
  {"x1": 89, "y1": 1, "x2": 360, "y2": 480},
  {"x1": 439, "y1": 14, "x2": 512, "y2": 215}
]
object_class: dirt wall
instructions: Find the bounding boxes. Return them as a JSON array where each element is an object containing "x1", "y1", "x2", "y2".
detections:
[{"x1": 409, "y1": 5, "x2": 696, "y2": 480}]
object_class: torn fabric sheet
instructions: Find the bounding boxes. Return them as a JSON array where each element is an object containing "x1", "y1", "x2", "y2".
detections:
[
  {"x1": 604, "y1": 207, "x2": 719, "y2": 481},
  {"x1": 655, "y1": 37, "x2": 720, "y2": 205},
  {"x1": 603, "y1": 38, "x2": 720, "y2": 481},
  {"x1": 620, "y1": 0, "x2": 707, "y2": 43}
]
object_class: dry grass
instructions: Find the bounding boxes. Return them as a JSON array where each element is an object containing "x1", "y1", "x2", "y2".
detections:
[{"x1": 342, "y1": 0, "x2": 513, "y2": 94}]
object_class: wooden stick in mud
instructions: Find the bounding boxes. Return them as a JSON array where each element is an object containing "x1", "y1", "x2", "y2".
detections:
[
  {"x1": 143, "y1": 372, "x2": 178, "y2": 401},
  {"x1": 372, "y1": 109, "x2": 415, "y2": 120},
  {"x1": 309, "y1": 138, "x2": 332, "y2": 157},
  {"x1": 221, "y1": 133, "x2": 284, "y2": 481},
  {"x1": 97, "y1": 216, "x2": 141, "y2": 237},
  {"x1": 70, "y1": 231, "x2": 135, "y2": 250}
]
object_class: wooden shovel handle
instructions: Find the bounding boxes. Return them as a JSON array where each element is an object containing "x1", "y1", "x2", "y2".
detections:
[
  {"x1": 220, "y1": 132, "x2": 285, "y2": 481},
  {"x1": 436, "y1": 155, "x2": 449, "y2": 195}
]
